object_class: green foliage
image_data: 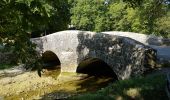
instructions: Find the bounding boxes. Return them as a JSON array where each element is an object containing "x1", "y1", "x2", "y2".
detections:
[
  {"x1": 70, "y1": 0, "x2": 170, "y2": 37},
  {"x1": 0, "y1": 63, "x2": 16, "y2": 70},
  {"x1": 123, "y1": 0, "x2": 143, "y2": 7},
  {"x1": 70, "y1": 93, "x2": 113, "y2": 100},
  {"x1": 0, "y1": 0, "x2": 69, "y2": 70},
  {"x1": 70, "y1": 0, "x2": 110, "y2": 32},
  {"x1": 0, "y1": 0, "x2": 170, "y2": 71},
  {"x1": 111, "y1": 75, "x2": 167, "y2": 99},
  {"x1": 108, "y1": 2, "x2": 133, "y2": 31},
  {"x1": 156, "y1": 12, "x2": 170, "y2": 37},
  {"x1": 70, "y1": 75, "x2": 168, "y2": 100}
]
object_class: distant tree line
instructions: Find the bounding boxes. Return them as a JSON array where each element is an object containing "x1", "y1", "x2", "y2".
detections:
[
  {"x1": 0, "y1": 0, "x2": 169, "y2": 70},
  {"x1": 0, "y1": 0, "x2": 70, "y2": 70},
  {"x1": 70, "y1": 0, "x2": 170, "y2": 37}
]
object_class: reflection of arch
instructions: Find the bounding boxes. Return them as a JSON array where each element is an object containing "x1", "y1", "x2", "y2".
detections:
[
  {"x1": 42, "y1": 51, "x2": 61, "y2": 70},
  {"x1": 76, "y1": 58, "x2": 118, "y2": 79}
]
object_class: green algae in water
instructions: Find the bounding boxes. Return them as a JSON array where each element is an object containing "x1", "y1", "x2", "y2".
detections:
[
  {"x1": 42, "y1": 68, "x2": 61, "y2": 79},
  {"x1": 2, "y1": 69, "x2": 115, "y2": 100}
]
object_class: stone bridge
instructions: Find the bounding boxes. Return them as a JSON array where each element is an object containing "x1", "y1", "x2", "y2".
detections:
[{"x1": 31, "y1": 30, "x2": 157, "y2": 80}]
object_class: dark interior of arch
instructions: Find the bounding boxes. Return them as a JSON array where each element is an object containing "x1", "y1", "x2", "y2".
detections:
[
  {"x1": 42, "y1": 51, "x2": 61, "y2": 70},
  {"x1": 76, "y1": 58, "x2": 118, "y2": 79}
]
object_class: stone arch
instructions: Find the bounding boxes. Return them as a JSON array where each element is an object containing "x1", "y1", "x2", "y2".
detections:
[
  {"x1": 76, "y1": 57, "x2": 118, "y2": 80},
  {"x1": 42, "y1": 50, "x2": 61, "y2": 70}
]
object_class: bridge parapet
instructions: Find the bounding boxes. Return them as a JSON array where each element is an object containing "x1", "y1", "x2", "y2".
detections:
[{"x1": 31, "y1": 30, "x2": 157, "y2": 80}]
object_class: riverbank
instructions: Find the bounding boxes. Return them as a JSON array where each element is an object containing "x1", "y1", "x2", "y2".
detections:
[
  {"x1": 0, "y1": 68, "x2": 114, "y2": 100},
  {"x1": 70, "y1": 68, "x2": 170, "y2": 100},
  {"x1": 0, "y1": 64, "x2": 26, "y2": 79},
  {"x1": 0, "y1": 64, "x2": 169, "y2": 100}
]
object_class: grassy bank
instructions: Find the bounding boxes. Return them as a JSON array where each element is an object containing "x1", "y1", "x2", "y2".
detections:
[
  {"x1": 0, "y1": 63, "x2": 16, "y2": 70},
  {"x1": 70, "y1": 74, "x2": 168, "y2": 100}
]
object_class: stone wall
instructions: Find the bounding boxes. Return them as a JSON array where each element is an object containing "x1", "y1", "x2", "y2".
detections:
[
  {"x1": 103, "y1": 31, "x2": 170, "y2": 46},
  {"x1": 76, "y1": 32, "x2": 156, "y2": 79},
  {"x1": 32, "y1": 31, "x2": 157, "y2": 80}
]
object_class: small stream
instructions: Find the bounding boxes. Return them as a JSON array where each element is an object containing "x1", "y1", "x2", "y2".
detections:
[{"x1": 0, "y1": 69, "x2": 116, "y2": 100}]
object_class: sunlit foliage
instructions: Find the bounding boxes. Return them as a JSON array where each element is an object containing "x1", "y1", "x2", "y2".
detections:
[
  {"x1": 0, "y1": 0, "x2": 69, "y2": 69},
  {"x1": 0, "y1": 0, "x2": 170, "y2": 70},
  {"x1": 70, "y1": 0, "x2": 170, "y2": 37}
]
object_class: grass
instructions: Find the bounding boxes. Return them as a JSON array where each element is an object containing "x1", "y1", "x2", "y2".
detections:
[
  {"x1": 70, "y1": 74, "x2": 168, "y2": 100},
  {"x1": 0, "y1": 63, "x2": 16, "y2": 70},
  {"x1": 162, "y1": 62, "x2": 170, "y2": 68}
]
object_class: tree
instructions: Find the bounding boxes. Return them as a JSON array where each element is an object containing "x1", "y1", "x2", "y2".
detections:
[
  {"x1": 156, "y1": 12, "x2": 170, "y2": 37},
  {"x1": 0, "y1": 0, "x2": 70, "y2": 70},
  {"x1": 70, "y1": 0, "x2": 170, "y2": 37},
  {"x1": 123, "y1": 0, "x2": 143, "y2": 7},
  {"x1": 70, "y1": 0, "x2": 111, "y2": 32}
]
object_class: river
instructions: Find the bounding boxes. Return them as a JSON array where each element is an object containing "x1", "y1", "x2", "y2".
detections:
[{"x1": 0, "y1": 69, "x2": 116, "y2": 100}]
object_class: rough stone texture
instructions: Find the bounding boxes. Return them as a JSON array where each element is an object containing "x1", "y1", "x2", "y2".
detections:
[
  {"x1": 102, "y1": 31, "x2": 170, "y2": 66},
  {"x1": 103, "y1": 31, "x2": 170, "y2": 46},
  {"x1": 31, "y1": 30, "x2": 157, "y2": 80}
]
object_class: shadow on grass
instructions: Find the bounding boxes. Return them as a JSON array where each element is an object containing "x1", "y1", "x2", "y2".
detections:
[
  {"x1": 0, "y1": 63, "x2": 16, "y2": 70},
  {"x1": 41, "y1": 90, "x2": 76, "y2": 100},
  {"x1": 70, "y1": 75, "x2": 168, "y2": 100}
]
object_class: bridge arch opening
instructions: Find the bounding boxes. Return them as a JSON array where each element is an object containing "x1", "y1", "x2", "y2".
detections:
[
  {"x1": 76, "y1": 58, "x2": 118, "y2": 79},
  {"x1": 42, "y1": 51, "x2": 61, "y2": 70}
]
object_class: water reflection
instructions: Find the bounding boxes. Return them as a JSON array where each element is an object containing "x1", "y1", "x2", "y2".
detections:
[
  {"x1": 2, "y1": 66, "x2": 117, "y2": 100},
  {"x1": 41, "y1": 70, "x2": 115, "y2": 100}
]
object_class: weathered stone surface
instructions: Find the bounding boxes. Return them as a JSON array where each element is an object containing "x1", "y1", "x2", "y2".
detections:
[
  {"x1": 103, "y1": 31, "x2": 170, "y2": 46},
  {"x1": 103, "y1": 31, "x2": 170, "y2": 65},
  {"x1": 32, "y1": 30, "x2": 157, "y2": 80}
]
